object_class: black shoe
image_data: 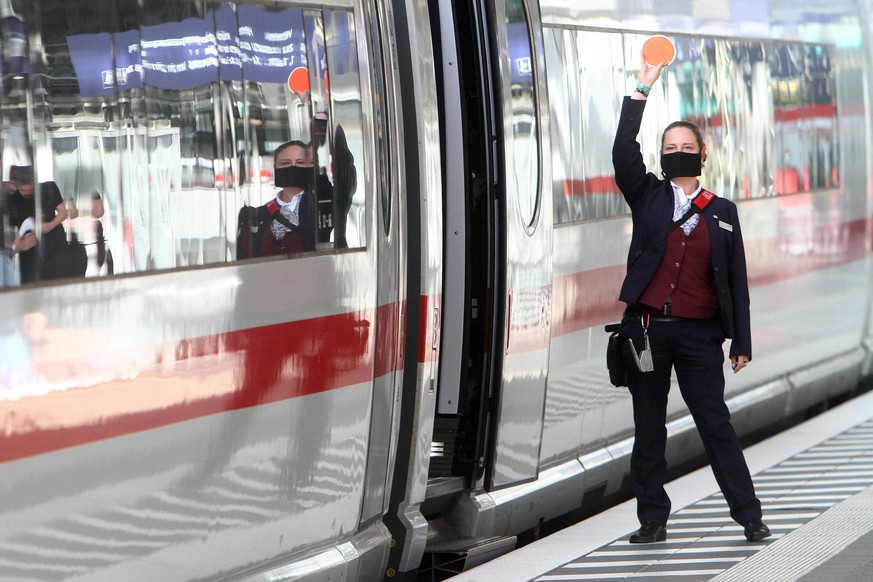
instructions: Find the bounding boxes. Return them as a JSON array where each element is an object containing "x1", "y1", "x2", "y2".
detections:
[
  {"x1": 744, "y1": 519, "x2": 771, "y2": 542},
  {"x1": 629, "y1": 523, "x2": 667, "y2": 543}
]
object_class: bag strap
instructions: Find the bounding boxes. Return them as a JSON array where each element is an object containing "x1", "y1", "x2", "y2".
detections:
[
  {"x1": 265, "y1": 198, "x2": 300, "y2": 233},
  {"x1": 631, "y1": 189, "x2": 716, "y2": 265}
]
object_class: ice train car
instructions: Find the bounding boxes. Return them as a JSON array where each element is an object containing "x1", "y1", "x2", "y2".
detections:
[{"x1": 0, "y1": 0, "x2": 871, "y2": 580}]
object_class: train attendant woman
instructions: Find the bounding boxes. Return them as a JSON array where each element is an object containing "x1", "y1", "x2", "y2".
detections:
[
  {"x1": 261, "y1": 140, "x2": 317, "y2": 255},
  {"x1": 612, "y1": 52, "x2": 770, "y2": 544}
]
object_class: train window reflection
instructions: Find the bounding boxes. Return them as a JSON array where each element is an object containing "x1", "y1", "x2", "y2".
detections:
[
  {"x1": 545, "y1": 27, "x2": 838, "y2": 224},
  {"x1": 504, "y1": 0, "x2": 540, "y2": 230},
  {"x1": 546, "y1": 29, "x2": 626, "y2": 223},
  {"x1": 1, "y1": 0, "x2": 367, "y2": 289},
  {"x1": 322, "y1": 10, "x2": 365, "y2": 249}
]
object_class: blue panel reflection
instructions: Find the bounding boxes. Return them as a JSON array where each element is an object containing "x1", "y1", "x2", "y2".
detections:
[{"x1": 67, "y1": 4, "x2": 307, "y2": 96}]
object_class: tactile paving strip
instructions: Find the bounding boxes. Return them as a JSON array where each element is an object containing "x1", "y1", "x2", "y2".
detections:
[
  {"x1": 535, "y1": 420, "x2": 873, "y2": 581},
  {"x1": 711, "y1": 483, "x2": 873, "y2": 581}
]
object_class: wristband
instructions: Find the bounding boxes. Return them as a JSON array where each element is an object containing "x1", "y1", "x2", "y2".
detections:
[{"x1": 635, "y1": 82, "x2": 651, "y2": 97}]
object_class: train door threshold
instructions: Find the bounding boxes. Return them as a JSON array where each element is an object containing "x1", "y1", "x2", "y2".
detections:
[{"x1": 419, "y1": 535, "x2": 517, "y2": 580}]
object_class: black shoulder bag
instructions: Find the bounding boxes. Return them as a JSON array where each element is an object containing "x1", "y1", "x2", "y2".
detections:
[{"x1": 605, "y1": 190, "x2": 716, "y2": 387}]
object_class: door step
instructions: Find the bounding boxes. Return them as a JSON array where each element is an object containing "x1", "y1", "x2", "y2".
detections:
[{"x1": 419, "y1": 535, "x2": 516, "y2": 579}]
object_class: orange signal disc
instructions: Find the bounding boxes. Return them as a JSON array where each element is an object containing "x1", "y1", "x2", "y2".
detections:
[
  {"x1": 288, "y1": 66, "x2": 310, "y2": 93},
  {"x1": 642, "y1": 35, "x2": 676, "y2": 66}
]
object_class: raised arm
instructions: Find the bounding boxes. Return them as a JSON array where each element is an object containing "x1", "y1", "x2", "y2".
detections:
[{"x1": 612, "y1": 53, "x2": 668, "y2": 205}]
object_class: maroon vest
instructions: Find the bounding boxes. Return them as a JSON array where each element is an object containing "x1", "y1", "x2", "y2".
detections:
[{"x1": 638, "y1": 217, "x2": 719, "y2": 319}]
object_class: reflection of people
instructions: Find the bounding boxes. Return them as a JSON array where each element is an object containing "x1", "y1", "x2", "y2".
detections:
[
  {"x1": 1, "y1": 180, "x2": 24, "y2": 285},
  {"x1": 7, "y1": 165, "x2": 68, "y2": 283},
  {"x1": 90, "y1": 192, "x2": 111, "y2": 274},
  {"x1": 313, "y1": 112, "x2": 356, "y2": 248},
  {"x1": 65, "y1": 191, "x2": 110, "y2": 276},
  {"x1": 261, "y1": 140, "x2": 317, "y2": 255},
  {"x1": 612, "y1": 54, "x2": 769, "y2": 544},
  {"x1": 312, "y1": 113, "x2": 335, "y2": 245}
]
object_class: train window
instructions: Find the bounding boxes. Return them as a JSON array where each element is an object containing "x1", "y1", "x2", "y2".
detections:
[
  {"x1": 545, "y1": 28, "x2": 627, "y2": 222},
  {"x1": 544, "y1": 27, "x2": 838, "y2": 225},
  {"x1": 0, "y1": 0, "x2": 366, "y2": 289},
  {"x1": 504, "y1": 0, "x2": 540, "y2": 230},
  {"x1": 769, "y1": 43, "x2": 839, "y2": 194}
]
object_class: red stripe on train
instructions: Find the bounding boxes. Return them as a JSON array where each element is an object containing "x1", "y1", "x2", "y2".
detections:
[
  {"x1": 376, "y1": 300, "x2": 407, "y2": 376},
  {"x1": 418, "y1": 294, "x2": 441, "y2": 363},
  {"x1": 551, "y1": 216, "x2": 871, "y2": 336},
  {"x1": 1, "y1": 309, "x2": 385, "y2": 464}
]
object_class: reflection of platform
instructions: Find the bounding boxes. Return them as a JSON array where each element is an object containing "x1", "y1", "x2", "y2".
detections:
[{"x1": 449, "y1": 389, "x2": 873, "y2": 581}]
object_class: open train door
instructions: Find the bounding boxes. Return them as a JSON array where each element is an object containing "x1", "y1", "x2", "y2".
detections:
[
  {"x1": 482, "y1": 0, "x2": 552, "y2": 490},
  {"x1": 431, "y1": 0, "x2": 552, "y2": 493}
]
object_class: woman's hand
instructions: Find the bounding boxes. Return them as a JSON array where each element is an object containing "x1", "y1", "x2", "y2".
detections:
[
  {"x1": 630, "y1": 51, "x2": 667, "y2": 100},
  {"x1": 638, "y1": 51, "x2": 667, "y2": 88},
  {"x1": 730, "y1": 355, "x2": 750, "y2": 374}
]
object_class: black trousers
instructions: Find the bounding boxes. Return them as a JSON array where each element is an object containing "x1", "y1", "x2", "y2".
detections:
[{"x1": 621, "y1": 316, "x2": 762, "y2": 526}]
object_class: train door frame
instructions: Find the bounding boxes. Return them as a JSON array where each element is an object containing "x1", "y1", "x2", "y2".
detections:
[
  {"x1": 428, "y1": 0, "x2": 553, "y2": 493},
  {"x1": 428, "y1": 0, "x2": 504, "y2": 490},
  {"x1": 383, "y1": 0, "x2": 446, "y2": 578},
  {"x1": 359, "y1": 0, "x2": 407, "y2": 528}
]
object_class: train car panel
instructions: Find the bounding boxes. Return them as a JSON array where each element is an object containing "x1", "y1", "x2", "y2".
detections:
[
  {"x1": 0, "y1": 381, "x2": 375, "y2": 579},
  {"x1": 0, "y1": 0, "x2": 403, "y2": 579},
  {"x1": 543, "y1": 220, "x2": 633, "y2": 468}
]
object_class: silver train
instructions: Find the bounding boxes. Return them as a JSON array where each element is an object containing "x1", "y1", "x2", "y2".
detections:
[{"x1": 1, "y1": 0, "x2": 872, "y2": 579}]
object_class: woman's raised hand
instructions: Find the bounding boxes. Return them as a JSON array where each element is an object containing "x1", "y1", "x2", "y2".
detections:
[{"x1": 638, "y1": 51, "x2": 667, "y2": 87}]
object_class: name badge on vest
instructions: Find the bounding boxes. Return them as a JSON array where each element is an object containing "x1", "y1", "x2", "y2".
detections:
[{"x1": 718, "y1": 220, "x2": 733, "y2": 232}]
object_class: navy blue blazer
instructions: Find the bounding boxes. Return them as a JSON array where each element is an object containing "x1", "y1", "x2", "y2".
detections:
[{"x1": 612, "y1": 97, "x2": 752, "y2": 359}]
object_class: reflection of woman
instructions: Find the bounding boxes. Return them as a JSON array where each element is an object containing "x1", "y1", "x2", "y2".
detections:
[
  {"x1": 613, "y1": 54, "x2": 769, "y2": 544},
  {"x1": 7, "y1": 166, "x2": 67, "y2": 283},
  {"x1": 261, "y1": 141, "x2": 317, "y2": 255},
  {"x1": 91, "y1": 192, "x2": 111, "y2": 274},
  {"x1": 65, "y1": 191, "x2": 110, "y2": 276}
]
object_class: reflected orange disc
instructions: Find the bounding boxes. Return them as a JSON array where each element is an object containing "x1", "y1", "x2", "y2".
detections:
[
  {"x1": 288, "y1": 66, "x2": 310, "y2": 93},
  {"x1": 642, "y1": 35, "x2": 676, "y2": 66}
]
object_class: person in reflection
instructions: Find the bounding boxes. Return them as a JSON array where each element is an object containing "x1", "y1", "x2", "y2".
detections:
[
  {"x1": 5, "y1": 165, "x2": 68, "y2": 283},
  {"x1": 612, "y1": 52, "x2": 769, "y2": 544},
  {"x1": 1, "y1": 180, "x2": 23, "y2": 285},
  {"x1": 312, "y1": 112, "x2": 335, "y2": 246},
  {"x1": 313, "y1": 111, "x2": 356, "y2": 249},
  {"x1": 65, "y1": 192, "x2": 110, "y2": 276},
  {"x1": 90, "y1": 192, "x2": 111, "y2": 274},
  {"x1": 261, "y1": 140, "x2": 317, "y2": 255}
]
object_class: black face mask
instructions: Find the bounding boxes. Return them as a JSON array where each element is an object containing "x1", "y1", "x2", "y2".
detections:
[
  {"x1": 660, "y1": 152, "x2": 702, "y2": 179},
  {"x1": 275, "y1": 165, "x2": 313, "y2": 190}
]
